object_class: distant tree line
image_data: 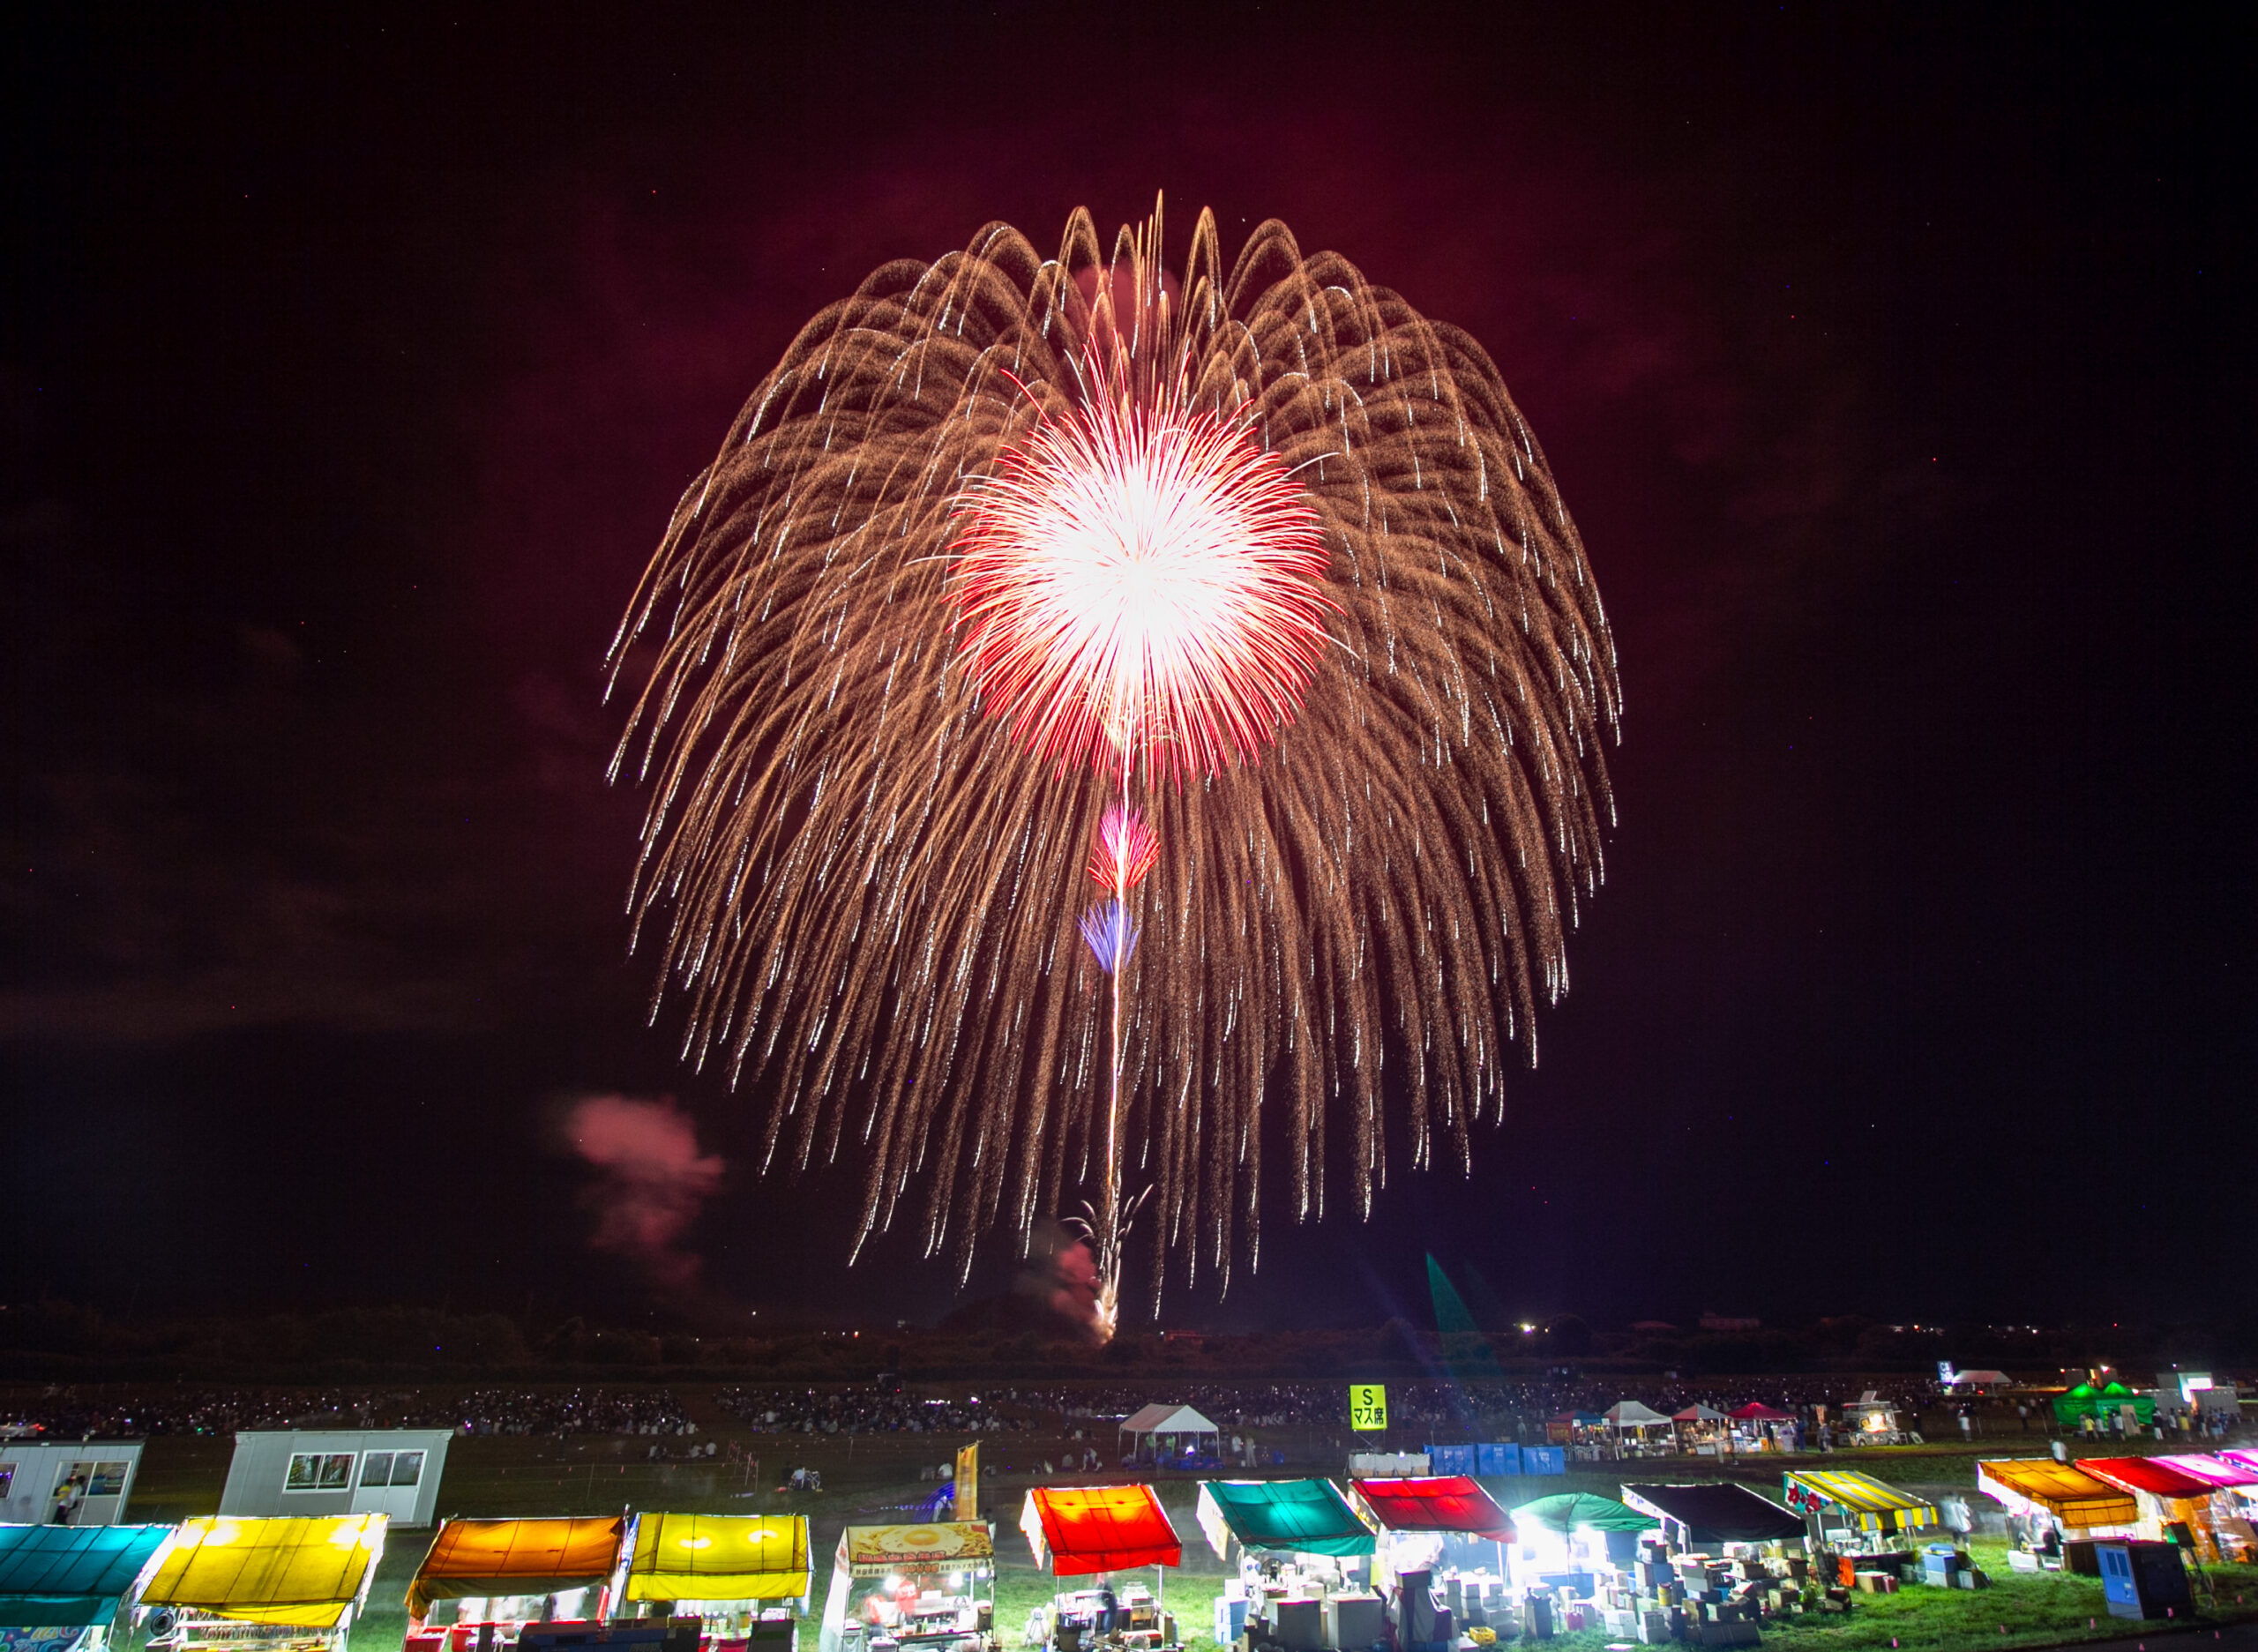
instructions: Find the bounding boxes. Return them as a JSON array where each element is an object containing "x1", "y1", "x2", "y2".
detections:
[{"x1": 1, "y1": 1299, "x2": 2248, "y2": 1384}]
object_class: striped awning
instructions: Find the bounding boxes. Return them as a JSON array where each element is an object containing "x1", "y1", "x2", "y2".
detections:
[{"x1": 1781, "y1": 1470, "x2": 1937, "y2": 1532}]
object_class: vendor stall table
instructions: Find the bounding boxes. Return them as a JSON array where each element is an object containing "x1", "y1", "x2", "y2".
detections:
[
  {"x1": 137, "y1": 1515, "x2": 386, "y2": 1652},
  {"x1": 404, "y1": 1516, "x2": 626, "y2": 1637},
  {"x1": 819, "y1": 1522, "x2": 995, "y2": 1652},
  {"x1": 614, "y1": 1514, "x2": 811, "y2": 1650},
  {"x1": 1779, "y1": 1469, "x2": 1937, "y2": 1550}
]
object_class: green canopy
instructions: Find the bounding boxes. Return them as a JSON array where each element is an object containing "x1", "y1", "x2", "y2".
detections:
[
  {"x1": 2052, "y1": 1382, "x2": 2157, "y2": 1429},
  {"x1": 0, "y1": 1524, "x2": 174, "y2": 1628},
  {"x1": 1510, "y1": 1494, "x2": 1657, "y2": 1536},
  {"x1": 1196, "y1": 1480, "x2": 1376, "y2": 1559}
]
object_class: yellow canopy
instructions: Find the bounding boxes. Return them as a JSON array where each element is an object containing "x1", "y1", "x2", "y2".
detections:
[
  {"x1": 141, "y1": 1516, "x2": 385, "y2": 1629},
  {"x1": 836, "y1": 1524, "x2": 994, "y2": 1579},
  {"x1": 407, "y1": 1516, "x2": 626, "y2": 1619},
  {"x1": 622, "y1": 1514, "x2": 810, "y2": 1605}
]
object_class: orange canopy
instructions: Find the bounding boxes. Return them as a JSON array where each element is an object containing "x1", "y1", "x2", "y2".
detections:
[
  {"x1": 1977, "y1": 1461, "x2": 2137, "y2": 1529},
  {"x1": 1350, "y1": 1476, "x2": 1513, "y2": 1541},
  {"x1": 1020, "y1": 1486, "x2": 1182, "y2": 1576},
  {"x1": 406, "y1": 1517, "x2": 626, "y2": 1620}
]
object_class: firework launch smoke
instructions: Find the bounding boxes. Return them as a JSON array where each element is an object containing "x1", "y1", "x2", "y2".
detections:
[
  {"x1": 563, "y1": 1094, "x2": 726, "y2": 1291},
  {"x1": 609, "y1": 200, "x2": 1619, "y2": 1316}
]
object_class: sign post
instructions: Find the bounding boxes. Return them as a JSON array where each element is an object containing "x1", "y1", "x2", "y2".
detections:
[{"x1": 1349, "y1": 1385, "x2": 1388, "y2": 1432}]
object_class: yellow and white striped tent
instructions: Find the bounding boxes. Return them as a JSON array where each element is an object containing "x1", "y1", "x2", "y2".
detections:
[{"x1": 1781, "y1": 1470, "x2": 1938, "y2": 1534}]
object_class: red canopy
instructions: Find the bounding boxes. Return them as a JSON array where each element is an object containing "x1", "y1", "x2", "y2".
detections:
[
  {"x1": 1350, "y1": 1476, "x2": 1513, "y2": 1541},
  {"x1": 1729, "y1": 1403, "x2": 1795, "y2": 1421},
  {"x1": 2077, "y1": 1457, "x2": 2221, "y2": 1501},
  {"x1": 1021, "y1": 1485, "x2": 1182, "y2": 1577}
]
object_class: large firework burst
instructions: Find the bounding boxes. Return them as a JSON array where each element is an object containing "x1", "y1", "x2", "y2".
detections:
[{"x1": 609, "y1": 199, "x2": 1619, "y2": 1311}]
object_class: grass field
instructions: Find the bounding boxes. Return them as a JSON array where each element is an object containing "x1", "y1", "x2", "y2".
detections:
[{"x1": 54, "y1": 1387, "x2": 2257, "y2": 1652}]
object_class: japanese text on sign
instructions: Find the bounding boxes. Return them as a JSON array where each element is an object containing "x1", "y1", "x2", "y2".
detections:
[{"x1": 1349, "y1": 1384, "x2": 1388, "y2": 1431}]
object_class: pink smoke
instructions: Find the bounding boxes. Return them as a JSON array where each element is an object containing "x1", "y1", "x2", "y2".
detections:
[{"x1": 564, "y1": 1094, "x2": 724, "y2": 1290}]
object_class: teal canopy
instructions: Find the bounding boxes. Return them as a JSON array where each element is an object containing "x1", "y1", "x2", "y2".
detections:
[
  {"x1": 0, "y1": 1524, "x2": 174, "y2": 1628},
  {"x1": 1510, "y1": 1494, "x2": 1657, "y2": 1536},
  {"x1": 1197, "y1": 1479, "x2": 1377, "y2": 1558}
]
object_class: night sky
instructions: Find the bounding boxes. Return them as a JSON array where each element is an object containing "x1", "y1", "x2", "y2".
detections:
[{"x1": 5, "y1": 5, "x2": 2249, "y2": 1334}]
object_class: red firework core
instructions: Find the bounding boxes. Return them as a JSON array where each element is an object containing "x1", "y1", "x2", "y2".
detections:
[{"x1": 948, "y1": 381, "x2": 1332, "y2": 781}]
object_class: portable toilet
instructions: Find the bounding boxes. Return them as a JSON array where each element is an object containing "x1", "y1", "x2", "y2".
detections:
[{"x1": 2093, "y1": 1541, "x2": 2191, "y2": 1621}]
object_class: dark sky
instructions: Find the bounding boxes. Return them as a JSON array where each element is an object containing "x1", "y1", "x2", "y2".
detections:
[{"x1": 5, "y1": 4, "x2": 2250, "y2": 1335}]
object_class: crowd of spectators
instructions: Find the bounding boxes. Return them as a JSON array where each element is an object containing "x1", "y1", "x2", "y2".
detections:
[
  {"x1": 1, "y1": 1385, "x2": 690, "y2": 1439},
  {"x1": 715, "y1": 1387, "x2": 1021, "y2": 1435},
  {"x1": 992, "y1": 1378, "x2": 1942, "y2": 1440}
]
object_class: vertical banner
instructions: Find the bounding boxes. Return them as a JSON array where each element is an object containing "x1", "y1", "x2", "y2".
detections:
[
  {"x1": 955, "y1": 1441, "x2": 979, "y2": 1521},
  {"x1": 1349, "y1": 1385, "x2": 1388, "y2": 1431}
]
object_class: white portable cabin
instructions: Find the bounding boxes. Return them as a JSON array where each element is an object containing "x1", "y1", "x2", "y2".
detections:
[
  {"x1": 219, "y1": 1429, "x2": 452, "y2": 1526},
  {"x1": 0, "y1": 1438, "x2": 146, "y2": 1524}
]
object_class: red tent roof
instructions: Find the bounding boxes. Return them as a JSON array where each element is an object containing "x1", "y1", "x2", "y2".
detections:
[
  {"x1": 1730, "y1": 1403, "x2": 1795, "y2": 1420},
  {"x1": 1350, "y1": 1476, "x2": 1513, "y2": 1541},
  {"x1": 2076, "y1": 1457, "x2": 2221, "y2": 1501},
  {"x1": 1020, "y1": 1486, "x2": 1181, "y2": 1577}
]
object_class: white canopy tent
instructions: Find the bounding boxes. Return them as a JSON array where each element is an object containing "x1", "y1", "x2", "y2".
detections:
[
  {"x1": 1604, "y1": 1402, "x2": 1672, "y2": 1435},
  {"x1": 1118, "y1": 1406, "x2": 1221, "y2": 1467}
]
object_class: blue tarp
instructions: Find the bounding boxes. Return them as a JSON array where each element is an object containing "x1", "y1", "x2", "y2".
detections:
[
  {"x1": 0, "y1": 1524, "x2": 173, "y2": 1628},
  {"x1": 1522, "y1": 1446, "x2": 1566, "y2": 1476},
  {"x1": 1424, "y1": 1445, "x2": 1528, "y2": 1476}
]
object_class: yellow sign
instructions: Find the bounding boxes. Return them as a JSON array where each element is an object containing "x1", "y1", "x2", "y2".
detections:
[
  {"x1": 1349, "y1": 1385, "x2": 1388, "y2": 1431},
  {"x1": 954, "y1": 1442, "x2": 979, "y2": 1521}
]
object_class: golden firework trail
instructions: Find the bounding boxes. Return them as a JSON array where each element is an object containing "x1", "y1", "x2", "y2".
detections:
[{"x1": 609, "y1": 199, "x2": 1619, "y2": 1321}]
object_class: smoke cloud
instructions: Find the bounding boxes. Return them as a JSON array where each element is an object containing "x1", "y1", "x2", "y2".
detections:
[
  {"x1": 1018, "y1": 1222, "x2": 1103, "y2": 1341},
  {"x1": 562, "y1": 1094, "x2": 725, "y2": 1291}
]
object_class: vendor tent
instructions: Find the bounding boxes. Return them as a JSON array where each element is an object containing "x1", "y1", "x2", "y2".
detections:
[
  {"x1": 1021, "y1": 1486, "x2": 1182, "y2": 1576},
  {"x1": 0, "y1": 1524, "x2": 173, "y2": 1629},
  {"x1": 2156, "y1": 1455, "x2": 2258, "y2": 1491},
  {"x1": 2051, "y1": 1382, "x2": 2156, "y2": 1431},
  {"x1": 405, "y1": 1516, "x2": 625, "y2": 1621},
  {"x1": 1619, "y1": 1484, "x2": 1804, "y2": 1548},
  {"x1": 2078, "y1": 1458, "x2": 2232, "y2": 1558},
  {"x1": 1117, "y1": 1406, "x2": 1219, "y2": 1466},
  {"x1": 834, "y1": 1524, "x2": 994, "y2": 1578},
  {"x1": 1195, "y1": 1480, "x2": 1373, "y2": 1559},
  {"x1": 819, "y1": 1525, "x2": 995, "y2": 1652},
  {"x1": 1780, "y1": 1470, "x2": 1937, "y2": 1534},
  {"x1": 617, "y1": 1514, "x2": 811, "y2": 1607},
  {"x1": 1508, "y1": 1495, "x2": 1654, "y2": 1536},
  {"x1": 1671, "y1": 1406, "x2": 1723, "y2": 1424},
  {"x1": 139, "y1": 1515, "x2": 386, "y2": 1630},
  {"x1": 2078, "y1": 1458, "x2": 2224, "y2": 1502},
  {"x1": 1349, "y1": 1476, "x2": 1513, "y2": 1541},
  {"x1": 1604, "y1": 1402, "x2": 1671, "y2": 1431},
  {"x1": 1975, "y1": 1461, "x2": 2137, "y2": 1531},
  {"x1": 1730, "y1": 1404, "x2": 1795, "y2": 1422}
]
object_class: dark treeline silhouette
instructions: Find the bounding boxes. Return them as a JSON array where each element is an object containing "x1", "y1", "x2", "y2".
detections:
[{"x1": 3, "y1": 1301, "x2": 2248, "y2": 1386}]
